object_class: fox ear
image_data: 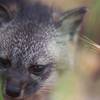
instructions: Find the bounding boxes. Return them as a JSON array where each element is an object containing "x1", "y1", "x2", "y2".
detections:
[
  {"x1": 0, "y1": 4, "x2": 11, "y2": 26},
  {"x1": 51, "y1": 7, "x2": 87, "y2": 68},
  {"x1": 53, "y1": 7, "x2": 87, "y2": 40}
]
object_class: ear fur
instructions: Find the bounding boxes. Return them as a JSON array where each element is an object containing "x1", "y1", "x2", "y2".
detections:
[
  {"x1": 52, "y1": 7, "x2": 87, "y2": 68},
  {"x1": 53, "y1": 7, "x2": 87, "y2": 40}
]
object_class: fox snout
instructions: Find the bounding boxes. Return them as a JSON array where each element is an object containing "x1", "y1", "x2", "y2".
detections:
[
  {"x1": 6, "y1": 81, "x2": 21, "y2": 97},
  {"x1": 5, "y1": 69, "x2": 31, "y2": 98}
]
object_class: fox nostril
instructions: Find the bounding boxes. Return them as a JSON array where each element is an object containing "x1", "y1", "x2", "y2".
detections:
[{"x1": 6, "y1": 84, "x2": 21, "y2": 97}]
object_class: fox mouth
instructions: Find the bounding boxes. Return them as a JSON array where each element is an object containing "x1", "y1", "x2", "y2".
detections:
[
  {"x1": 4, "y1": 90, "x2": 37, "y2": 100},
  {"x1": 4, "y1": 85, "x2": 39, "y2": 100},
  {"x1": 4, "y1": 91, "x2": 33, "y2": 100},
  {"x1": 4, "y1": 90, "x2": 25, "y2": 100},
  {"x1": 5, "y1": 95, "x2": 24, "y2": 100}
]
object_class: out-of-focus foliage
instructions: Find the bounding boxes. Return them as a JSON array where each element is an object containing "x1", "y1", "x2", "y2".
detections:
[
  {"x1": 85, "y1": 0, "x2": 100, "y2": 44},
  {"x1": 0, "y1": 78, "x2": 3, "y2": 100}
]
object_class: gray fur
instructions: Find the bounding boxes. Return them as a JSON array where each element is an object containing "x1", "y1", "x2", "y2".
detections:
[{"x1": 0, "y1": 0, "x2": 86, "y2": 100}]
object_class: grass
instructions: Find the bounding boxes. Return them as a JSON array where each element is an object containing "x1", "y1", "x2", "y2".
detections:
[
  {"x1": 0, "y1": 79, "x2": 3, "y2": 100},
  {"x1": 52, "y1": 72, "x2": 77, "y2": 100}
]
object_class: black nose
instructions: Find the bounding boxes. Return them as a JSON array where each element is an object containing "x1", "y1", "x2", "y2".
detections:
[{"x1": 6, "y1": 84, "x2": 21, "y2": 97}]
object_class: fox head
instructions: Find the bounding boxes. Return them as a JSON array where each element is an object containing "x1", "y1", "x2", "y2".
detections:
[{"x1": 0, "y1": 0, "x2": 86, "y2": 99}]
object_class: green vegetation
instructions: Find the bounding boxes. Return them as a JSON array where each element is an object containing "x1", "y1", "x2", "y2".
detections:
[
  {"x1": 0, "y1": 79, "x2": 3, "y2": 100},
  {"x1": 52, "y1": 72, "x2": 77, "y2": 100}
]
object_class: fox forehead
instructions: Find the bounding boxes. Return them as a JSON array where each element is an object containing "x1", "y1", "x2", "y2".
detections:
[
  {"x1": 2, "y1": 24, "x2": 57, "y2": 67},
  {"x1": 0, "y1": 3, "x2": 58, "y2": 66},
  {"x1": 10, "y1": 30, "x2": 56, "y2": 66}
]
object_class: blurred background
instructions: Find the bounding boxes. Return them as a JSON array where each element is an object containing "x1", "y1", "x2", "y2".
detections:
[{"x1": 1, "y1": 0, "x2": 100, "y2": 100}]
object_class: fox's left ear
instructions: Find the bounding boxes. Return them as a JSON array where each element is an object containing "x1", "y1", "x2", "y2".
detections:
[{"x1": 52, "y1": 7, "x2": 87, "y2": 40}]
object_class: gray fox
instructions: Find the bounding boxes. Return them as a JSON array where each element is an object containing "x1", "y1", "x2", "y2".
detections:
[{"x1": 0, "y1": 0, "x2": 86, "y2": 100}]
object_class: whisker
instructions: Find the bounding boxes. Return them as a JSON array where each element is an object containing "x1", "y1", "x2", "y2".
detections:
[
  {"x1": 79, "y1": 35, "x2": 100, "y2": 53},
  {"x1": 82, "y1": 35, "x2": 96, "y2": 44}
]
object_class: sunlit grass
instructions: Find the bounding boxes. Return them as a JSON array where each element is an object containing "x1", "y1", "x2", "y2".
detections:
[
  {"x1": 52, "y1": 72, "x2": 77, "y2": 100},
  {"x1": 0, "y1": 80, "x2": 3, "y2": 100}
]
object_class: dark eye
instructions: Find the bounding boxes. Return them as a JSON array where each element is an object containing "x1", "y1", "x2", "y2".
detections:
[
  {"x1": 0, "y1": 58, "x2": 11, "y2": 69},
  {"x1": 28, "y1": 65, "x2": 46, "y2": 76}
]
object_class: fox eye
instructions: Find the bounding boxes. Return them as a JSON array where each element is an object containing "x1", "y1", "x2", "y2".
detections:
[
  {"x1": 28, "y1": 65, "x2": 46, "y2": 76},
  {"x1": 0, "y1": 58, "x2": 11, "y2": 69}
]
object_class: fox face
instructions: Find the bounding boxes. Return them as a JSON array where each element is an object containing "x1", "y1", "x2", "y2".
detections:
[{"x1": 0, "y1": 0, "x2": 86, "y2": 100}]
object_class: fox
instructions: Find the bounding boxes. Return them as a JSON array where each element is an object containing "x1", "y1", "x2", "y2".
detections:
[{"x1": 0, "y1": 0, "x2": 86, "y2": 100}]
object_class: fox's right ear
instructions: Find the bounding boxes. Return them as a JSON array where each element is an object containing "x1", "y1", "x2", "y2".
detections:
[{"x1": 52, "y1": 7, "x2": 87, "y2": 40}]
